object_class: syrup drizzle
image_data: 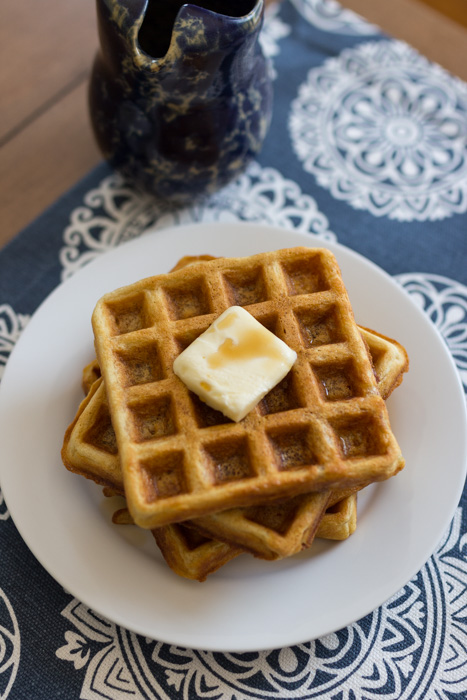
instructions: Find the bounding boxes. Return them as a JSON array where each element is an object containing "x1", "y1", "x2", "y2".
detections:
[{"x1": 208, "y1": 313, "x2": 284, "y2": 369}]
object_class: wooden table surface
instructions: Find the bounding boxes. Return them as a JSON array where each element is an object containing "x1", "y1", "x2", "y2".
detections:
[{"x1": 1, "y1": 0, "x2": 466, "y2": 250}]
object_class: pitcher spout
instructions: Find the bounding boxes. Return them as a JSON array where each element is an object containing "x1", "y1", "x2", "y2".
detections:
[{"x1": 138, "y1": 0, "x2": 263, "y2": 63}]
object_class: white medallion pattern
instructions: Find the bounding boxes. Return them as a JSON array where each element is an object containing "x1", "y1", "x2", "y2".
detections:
[
  {"x1": 0, "y1": 589, "x2": 20, "y2": 699},
  {"x1": 261, "y1": 0, "x2": 291, "y2": 79},
  {"x1": 289, "y1": 0, "x2": 377, "y2": 35},
  {"x1": 289, "y1": 40, "x2": 467, "y2": 221},
  {"x1": 396, "y1": 273, "x2": 467, "y2": 394},
  {"x1": 55, "y1": 507, "x2": 467, "y2": 700},
  {"x1": 0, "y1": 305, "x2": 29, "y2": 382},
  {"x1": 59, "y1": 161, "x2": 335, "y2": 280},
  {"x1": 0, "y1": 491, "x2": 8, "y2": 522},
  {"x1": 0, "y1": 306, "x2": 22, "y2": 700},
  {"x1": 55, "y1": 272, "x2": 467, "y2": 699},
  {"x1": 0, "y1": 306, "x2": 27, "y2": 523}
]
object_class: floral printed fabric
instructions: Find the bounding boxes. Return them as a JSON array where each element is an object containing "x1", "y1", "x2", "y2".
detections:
[{"x1": 0, "y1": 0, "x2": 466, "y2": 697}]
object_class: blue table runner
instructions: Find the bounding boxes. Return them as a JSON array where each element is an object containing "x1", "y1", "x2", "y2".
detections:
[{"x1": 0, "y1": 1, "x2": 466, "y2": 697}]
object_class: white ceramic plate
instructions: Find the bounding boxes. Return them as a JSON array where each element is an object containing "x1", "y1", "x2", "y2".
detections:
[{"x1": 0, "y1": 222, "x2": 465, "y2": 652}]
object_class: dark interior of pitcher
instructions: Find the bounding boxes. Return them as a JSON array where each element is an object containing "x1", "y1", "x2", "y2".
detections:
[{"x1": 138, "y1": 0, "x2": 257, "y2": 57}]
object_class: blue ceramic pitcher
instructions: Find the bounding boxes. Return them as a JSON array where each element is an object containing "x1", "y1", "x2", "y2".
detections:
[{"x1": 89, "y1": 0, "x2": 273, "y2": 202}]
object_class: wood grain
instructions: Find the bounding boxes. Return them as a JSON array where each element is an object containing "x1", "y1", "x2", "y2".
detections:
[
  {"x1": 0, "y1": 81, "x2": 101, "y2": 243},
  {"x1": 0, "y1": 0, "x2": 466, "y2": 250},
  {"x1": 0, "y1": 0, "x2": 97, "y2": 144},
  {"x1": 340, "y1": 0, "x2": 467, "y2": 81}
]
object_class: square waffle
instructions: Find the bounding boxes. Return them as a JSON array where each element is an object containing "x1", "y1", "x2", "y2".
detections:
[{"x1": 91, "y1": 248, "x2": 405, "y2": 529}]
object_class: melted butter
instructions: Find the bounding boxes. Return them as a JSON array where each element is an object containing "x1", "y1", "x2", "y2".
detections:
[
  {"x1": 173, "y1": 306, "x2": 297, "y2": 422},
  {"x1": 208, "y1": 325, "x2": 284, "y2": 369},
  {"x1": 216, "y1": 312, "x2": 236, "y2": 331},
  {"x1": 204, "y1": 312, "x2": 236, "y2": 336}
]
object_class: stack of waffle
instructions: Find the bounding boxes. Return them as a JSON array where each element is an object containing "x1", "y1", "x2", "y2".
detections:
[{"x1": 62, "y1": 248, "x2": 408, "y2": 581}]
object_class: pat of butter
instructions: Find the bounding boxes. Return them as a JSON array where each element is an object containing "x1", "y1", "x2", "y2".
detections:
[{"x1": 173, "y1": 306, "x2": 297, "y2": 422}]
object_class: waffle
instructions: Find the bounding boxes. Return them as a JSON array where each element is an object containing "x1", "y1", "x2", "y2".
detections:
[
  {"x1": 91, "y1": 247, "x2": 404, "y2": 529},
  {"x1": 63, "y1": 253, "x2": 407, "y2": 574}
]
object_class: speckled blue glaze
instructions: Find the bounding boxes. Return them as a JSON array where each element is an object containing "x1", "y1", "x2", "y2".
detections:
[{"x1": 89, "y1": 0, "x2": 273, "y2": 202}]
